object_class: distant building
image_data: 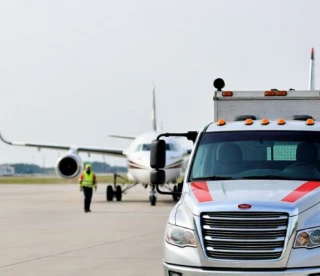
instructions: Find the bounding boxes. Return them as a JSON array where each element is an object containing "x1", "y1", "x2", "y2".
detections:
[{"x1": 0, "y1": 165, "x2": 15, "y2": 176}]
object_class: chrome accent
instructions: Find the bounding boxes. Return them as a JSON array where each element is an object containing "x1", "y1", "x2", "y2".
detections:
[
  {"x1": 206, "y1": 247, "x2": 283, "y2": 253},
  {"x1": 164, "y1": 261, "x2": 320, "y2": 276},
  {"x1": 204, "y1": 236, "x2": 285, "y2": 242},
  {"x1": 193, "y1": 204, "x2": 298, "y2": 268},
  {"x1": 203, "y1": 225, "x2": 287, "y2": 231},
  {"x1": 200, "y1": 211, "x2": 289, "y2": 261},
  {"x1": 203, "y1": 214, "x2": 288, "y2": 220}
]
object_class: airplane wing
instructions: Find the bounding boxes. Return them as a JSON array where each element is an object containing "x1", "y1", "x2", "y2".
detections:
[
  {"x1": 108, "y1": 135, "x2": 136, "y2": 140},
  {"x1": 0, "y1": 132, "x2": 125, "y2": 157}
]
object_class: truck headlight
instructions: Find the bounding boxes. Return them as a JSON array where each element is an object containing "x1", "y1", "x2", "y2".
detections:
[
  {"x1": 294, "y1": 227, "x2": 320, "y2": 248},
  {"x1": 165, "y1": 224, "x2": 197, "y2": 248}
]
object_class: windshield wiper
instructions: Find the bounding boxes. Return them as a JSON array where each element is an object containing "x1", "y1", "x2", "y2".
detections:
[
  {"x1": 191, "y1": 176, "x2": 234, "y2": 181},
  {"x1": 239, "y1": 175, "x2": 293, "y2": 180}
]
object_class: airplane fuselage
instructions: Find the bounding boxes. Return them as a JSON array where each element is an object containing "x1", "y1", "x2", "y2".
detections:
[{"x1": 123, "y1": 131, "x2": 186, "y2": 184}]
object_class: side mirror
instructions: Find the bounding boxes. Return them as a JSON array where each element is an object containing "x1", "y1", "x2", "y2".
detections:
[
  {"x1": 186, "y1": 131, "x2": 198, "y2": 143},
  {"x1": 150, "y1": 170, "x2": 165, "y2": 185},
  {"x1": 150, "y1": 139, "x2": 166, "y2": 169}
]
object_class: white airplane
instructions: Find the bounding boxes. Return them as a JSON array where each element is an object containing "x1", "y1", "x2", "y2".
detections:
[{"x1": 0, "y1": 84, "x2": 192, "y2": 206}]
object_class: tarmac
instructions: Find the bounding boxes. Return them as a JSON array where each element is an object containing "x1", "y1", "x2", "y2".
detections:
[{"x1": 0, "y1": 183, "x2": 176, "y2": 276}]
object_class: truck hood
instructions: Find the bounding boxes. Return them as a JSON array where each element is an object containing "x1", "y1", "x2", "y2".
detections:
[{"x1": 186, "y1": 180, "x2": 320, "y2": 216}]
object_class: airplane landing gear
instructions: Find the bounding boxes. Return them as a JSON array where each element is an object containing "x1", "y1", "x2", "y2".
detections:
[
  {"x1": 106, "y1": 185, "x2": 114, "y2": 201},
  {"x1": 172, "y1": 185, "x2": 179, "y2": 201},
  {"x1": 172, "y1": 182, "x2": 183, "y2": 202},
  {"x1": 106, "y1": 173, "x2": 137, "y2": 202},
  {"x1": 106, "y1": 184, "x2": 123, "y2": 201},
  {"x1": 106, "y1": 173, "x2": 124, "y2": 202},
  {"x1": 116, "y1": 185, "x2": 122, "y2": 201},
  {"x1": 149, "y1": 184, "x2": 157, "y2": 206}
]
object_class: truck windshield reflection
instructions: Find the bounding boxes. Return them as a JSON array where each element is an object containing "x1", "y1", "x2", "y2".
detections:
[{"x1": 190, "y1": 130, "x2": 320, "y2": 181}]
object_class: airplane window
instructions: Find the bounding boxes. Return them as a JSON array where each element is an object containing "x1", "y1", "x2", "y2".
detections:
[
  {"x1": 135, "y1": 144, "x2": 142, "y2": 151},
  {"x1": 136, "y1": 143, "x2": 177, "y2": 151},
  {"x1": 168, "y1": 143, "x2": 177, "y2": 151},
  {"x1": 142, "y1": 144, "x2": 152, "y2": 151}
]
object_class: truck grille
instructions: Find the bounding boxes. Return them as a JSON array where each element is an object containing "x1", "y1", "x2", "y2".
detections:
[{"x1": 200, "y1": 212, "x2": 289, "y2": 261}]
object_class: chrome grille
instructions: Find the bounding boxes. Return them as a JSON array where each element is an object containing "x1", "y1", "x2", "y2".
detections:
[{"x1": 200, "y1": 212, "x2": 289, "y2": 261}]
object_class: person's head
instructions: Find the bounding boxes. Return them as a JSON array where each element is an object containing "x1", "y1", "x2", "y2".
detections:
[{"x1": 85, "y1": 164, "x2": 91, "y2": 172}]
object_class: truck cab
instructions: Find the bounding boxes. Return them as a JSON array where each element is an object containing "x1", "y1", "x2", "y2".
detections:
[{"x1": 151, "y1": 79, "x2": 320, "y2": 276}]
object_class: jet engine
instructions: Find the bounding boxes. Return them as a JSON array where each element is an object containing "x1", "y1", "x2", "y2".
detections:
[{"x1": 56, "y1": 153, "x2": 82, "y2": 179}]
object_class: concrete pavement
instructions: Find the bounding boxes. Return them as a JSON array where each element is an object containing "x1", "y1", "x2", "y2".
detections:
[{"x1": 0, "y1": 183, "x2": 176, "y2": 276}]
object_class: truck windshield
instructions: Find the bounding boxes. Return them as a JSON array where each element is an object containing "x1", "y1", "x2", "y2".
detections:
[{"x1": 190, "y1": 131, "x2": 320, "y2": 181}]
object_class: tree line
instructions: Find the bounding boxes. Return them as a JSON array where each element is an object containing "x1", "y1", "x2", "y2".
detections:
[{"x1": 1, "y1": 161, "x2": 127, "y2": 175}]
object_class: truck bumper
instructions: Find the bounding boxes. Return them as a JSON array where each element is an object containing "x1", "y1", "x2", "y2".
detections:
[{"x1": 163, "y1": 262, "x2": 320, "y2": 276}]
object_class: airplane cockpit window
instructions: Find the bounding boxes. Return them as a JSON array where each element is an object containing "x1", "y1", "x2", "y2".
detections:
[
  {"x1": 134, "y1": 144, "x2": 142, "y2": 152},
  {"x1": 142, "y1": 144, "x2": 152, "y2": 151},
  {"x1": 167, "y1": 143, "x2": 178, "y2": 151},
  {"x1": 134, "y1": 143, "x2": 177, "y2": 152}
]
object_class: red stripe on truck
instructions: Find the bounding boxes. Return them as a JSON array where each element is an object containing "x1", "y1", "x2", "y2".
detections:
[
  {"x1": 281, "y1": 181, "x2": 320, "y2": 203},
  {"x1": 191, "y1": 182, "x2": 212, "y2": 203}
]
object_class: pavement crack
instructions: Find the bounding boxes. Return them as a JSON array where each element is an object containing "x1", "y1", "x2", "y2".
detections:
[{"x1": 0, "y1": 230, "x2": 163, "y2": 269}]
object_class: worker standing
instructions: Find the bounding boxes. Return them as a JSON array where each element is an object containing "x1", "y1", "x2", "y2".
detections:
[{"x1": 79, "y1": 164, "x2": 97, "y2": 213}]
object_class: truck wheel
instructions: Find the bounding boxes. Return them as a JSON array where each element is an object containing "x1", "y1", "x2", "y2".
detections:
[
  {"x1": 149, "y1": 195, "x2": 156, "y2": 206},
  {"x1": 116, "y1": 185, "x2": 122, "y2": 201},
  {"x1": 106, "y1": 185, "x2": 113, "y2": 201}
]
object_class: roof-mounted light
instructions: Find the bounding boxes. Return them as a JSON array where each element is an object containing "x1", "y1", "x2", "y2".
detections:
[
  {"x1": 213, "y1": 78, "x2": 225, "y2": 91},
  {"x1": 277, "y1": 118, "x2": 286, "y2": 125},
  {"x1": 245, "y1": 119, "x2": 253, "y2": 125},
  {"x1": 222, "y1": 91, "x2": 233, "y2": 97},
  {"x1": 265, "y1": 91, "x2": 276, "y2": 96},
  {"x1": 261, "y1": 118, "x2": 269, "y2": 125},
  {"x1": 217, "y1": 119, "x2": 226, "y2": 126},
  {"x1": 306, "y1": 119, "x2": 315, "y2": 125},
  {"x1": 275, "y1": 91, "x2": 287, "y2": 96},
  {"x1": 264, "y1": 90, "x2": 287, "y2": 96}
]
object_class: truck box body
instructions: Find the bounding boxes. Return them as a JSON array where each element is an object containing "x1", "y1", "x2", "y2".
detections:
[
  {"x1": 213, "y1": 90, "x2": 320, "y2": 121},
  {"x1": 159, "y1": 88, "x2": 320, "y2": 276}
]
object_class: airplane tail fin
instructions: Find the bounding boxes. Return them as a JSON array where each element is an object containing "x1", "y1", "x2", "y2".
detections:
[
  {"x1": 309, "y1": 47, "x2": 315, "y2": 90},
  {"x1": 152, "y1": 83, "x2": 157, "y2": 131}
]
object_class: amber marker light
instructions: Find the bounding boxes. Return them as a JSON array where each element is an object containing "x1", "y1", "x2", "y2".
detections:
[
  {"x1": 217, "y1": 119, "x2": 226, "y2": 126},
  {"x1": 245, "y1": 119, "x2": 253, "y2": 125},
  {"x1": 306, "y1": 119, "x2": 315, "y2": 125},
  {"x1": 265, "y1": 91, "x2": 276, "y2": 96},
  {"x1": 261, "y1": 118, "x2": 269, "y2": 125},
  {"x1": 294, "y1": 232, "x2": 310, "y2": 247},
  {"x1": 277, "y1": 118, "x2": 285, "y2": 125},
  {"x1": 222, "y1": 91, "x2": 233, "y2": 97},
  {"x1": 275, "y1": 91, "x2": 287, "y2": 96}
]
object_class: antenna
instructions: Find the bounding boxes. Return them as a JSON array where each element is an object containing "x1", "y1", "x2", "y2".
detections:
[
  {"x1": 152, "y1": 82, "x2": 157, "y2": 131},
  {"x1": 309, "y1": 48, "x2": 315, "y2": 90}
]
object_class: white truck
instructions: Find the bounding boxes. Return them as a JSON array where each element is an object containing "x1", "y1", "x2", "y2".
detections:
[{"x1": 150, "y1": 78, "x2": 320, "y2": 276}]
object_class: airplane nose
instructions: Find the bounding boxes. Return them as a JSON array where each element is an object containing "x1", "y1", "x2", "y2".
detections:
[
  {"x1": 132, "y1": 153, "x2": 152, "y2": 169},
  {"x1": 140, "y1": 157, "x2": 151, "y2": 169}
]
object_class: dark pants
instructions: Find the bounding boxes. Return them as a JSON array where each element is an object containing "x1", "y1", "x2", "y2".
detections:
[{"x1": 82, "y1": 186, "x2": 93, "y2": 211}]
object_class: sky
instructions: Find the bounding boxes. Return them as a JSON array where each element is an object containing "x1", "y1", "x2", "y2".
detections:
[{"x1": 0, "y1": 0, "x2": 319, "y2": 168}]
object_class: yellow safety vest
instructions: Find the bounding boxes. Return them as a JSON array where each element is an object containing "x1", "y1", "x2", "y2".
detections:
[{"x1": 81, "y1": 171, "x2": 95, "y2": 188}]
